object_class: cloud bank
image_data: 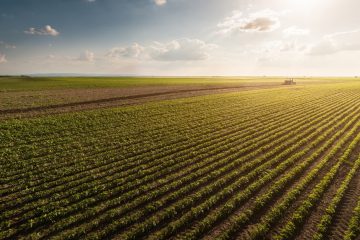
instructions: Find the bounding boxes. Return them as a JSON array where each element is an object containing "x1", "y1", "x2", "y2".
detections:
[
  {"x1": 78, "y1": 50, "x2": 95, "y2": 62},
  {"x1": 307, "y1": 30, "x2": 360, "y2": 55},
  {"x1": 0, "y1": 41, "x2": 16, "y2": 49},
  {"x1": 107, "y1": 38, "x2": 216, "y2": 62},
  {"x1": 217, "y1": 10, "x2": 280, "y2": 34},
  {"x1": 107, "y1": 43, "x2": 144, "y2": 59},
  {"x1": 25, "y1": 25, "x2": 59, "y2": 36},
  {"x1": 149, "y1": 38, "x2": 217, "y2": 61}
]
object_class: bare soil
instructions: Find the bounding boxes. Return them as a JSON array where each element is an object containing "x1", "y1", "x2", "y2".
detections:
[
  {"x1": 0, "y1": 83, "x2": 283, "y2": 119},
  {"x1": 294, "y1": 144, "x2": 360, "y2": 240},
  {"x1": 267, "y1": 121, "x2": 360, "y2": 239},
  {"x1": 327, "y1": 169, "x2": 360, "y2": 239}
]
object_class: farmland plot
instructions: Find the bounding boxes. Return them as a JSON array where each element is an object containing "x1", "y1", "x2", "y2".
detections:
[{"x1": 1, "y1": 79, "x2": 360, "y2": 240}]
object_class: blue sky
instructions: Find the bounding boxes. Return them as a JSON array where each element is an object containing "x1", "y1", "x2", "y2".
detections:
[{"x1": 1, "y1": 0, "x2": 360, "y2": 75}]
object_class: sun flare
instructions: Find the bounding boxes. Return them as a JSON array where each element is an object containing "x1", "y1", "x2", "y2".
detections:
[{"x1": 288, "y1": 0, "x2": 330, "y2": 10}]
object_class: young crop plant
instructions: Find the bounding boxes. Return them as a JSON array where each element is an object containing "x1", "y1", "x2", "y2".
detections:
[
  {"x1": 2, "y1": 80, "x2": 360, "y2": 240},
  {"x1": 274, "y1": 128, "x2": 360, "y2": 240},
  {"x1": 313, "y1": 154, "x2": 360, "y2": 240}
]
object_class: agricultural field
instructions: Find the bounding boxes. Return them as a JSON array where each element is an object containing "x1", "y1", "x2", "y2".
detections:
[
  {"x1": 1, "y1": 76, "x2": 360, "y2": 240},
  {"x1": 0, "y1": 76, "x2": 286, "y2": 119}
]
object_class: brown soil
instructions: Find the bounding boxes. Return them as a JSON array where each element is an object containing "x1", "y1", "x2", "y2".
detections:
[
  {"x1": 204, "y1": 120, "x2": 345, "y2": 239},
  {"x1": 326, "y1": 169, "x2": 360, "y2": 239},
  {"x1": 203, "y1": 102, "x2": 360, "y2": 239},
  {"x1": 0, "y1": 83, "x2": 283, "y2": 119},
  {"x1": 266, "y1": 123, "x2": 360, "y2": 239},
  {"x1": 292, "y1": 137, "x2": 360, "y2": 240}
]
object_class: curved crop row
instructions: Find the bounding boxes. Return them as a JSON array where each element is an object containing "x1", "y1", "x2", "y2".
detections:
[
  {"x1": 183, "y1": 108, "x2": 360, "y2": 240},
  {"x1": 274, "y1": 126, "x2": 360, "y2": 240},
  {"x1": 2, "y1": 89, "x2": 346, "y2": 218},
  {"x1": 1, "y1": 93, "x2": 329, "y2": 222},
  {"x1": 1, "y1": 95, "x2": 336, "y2": 238},
  {"x1": 0, "y1": 89, "x2": 320, "y2": 186},
  {"x1": 241, "y1": 115, "x2": 360, "y2": 239},
  {"x1": 313, "y1": 154, "x2": 360, "y2": 240},
  {"x1": 344, "y1": 197, "x2": 360, "y2": 240},
  {"x1": 44, "y1": 99, "x2": 349, "y2": 240},
  {"x1": 112, "y1": 97, "x2": 360, "y2": 240}
]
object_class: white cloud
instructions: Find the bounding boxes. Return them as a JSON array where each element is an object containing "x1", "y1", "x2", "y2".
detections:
[
  {"x1": 307, "y1": 40, "x2": 337, "y2": 56},
  {"x1": 148, "y1": 38, "x2": 217, "y2": 61},
  {"x1": 280, "y1": 41, "x2": 307, "y2": 52},
  {"x1": 86, "y1": 0, "x2": 96, "y2": 2},
  {"x1": 0, "y1": 41, "x2": 16, "y2": 49},
  {"x1": 255, "y1": 40, "x2": 306, "y2": 57},
  {"x1": 106, "y1": 39, "x2": 216, "y2": 62},
  {"x1": 307, "y1": 30, "x2": 360, "y2": 55},
  {"x1": 107, "y1": 43, "x2": 145, "y2": 59},
  {"x1": 77, "y1": 50, "x2": 95, "y2": 62},
  {"x1": 217, "y1": 9, "x2": 280, "y2": 34},
  {"x1": 25, "y1": 25, "x2": 59, "y2": 36},
  {"x1": 0, "y1": 53, "x2": 7, "y2": 63},
  {"x1": 154, "y1": 0, "x2": 167, "y2": 6},
  {"x1": 283, "y1": 26, "x2": 310, "y2": 37},
  {"x1": 257, "y1": 56, "x2": 274, "y2": 64}
]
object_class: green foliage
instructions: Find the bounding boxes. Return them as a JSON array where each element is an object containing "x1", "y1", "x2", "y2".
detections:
[
  {"x1": 1, "y1": 80, "x2": 360, "y2": 239},
  {"x1": 0, "y1": 76, "x2": 281, "y2": 91}
]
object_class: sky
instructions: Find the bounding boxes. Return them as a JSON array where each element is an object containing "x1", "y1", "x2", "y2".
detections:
[{"x1": 0, "y1": 0, "x2": 360, "y2": 76}]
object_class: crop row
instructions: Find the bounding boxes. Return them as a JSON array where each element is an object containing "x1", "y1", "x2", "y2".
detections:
[
  {"x1": 344, "y1": 196, "x2": 360, "y2": 240},
  {"x1": 110, "y1": 95, "x2": 360, "y2": 240},
  {"x1": 2, "y1": 90, "x2": 358, "y2": 238},
  {"x1": 313, "y1": 153, "x2": 360, "y2": 240},
  {"x1": 2, "y1": 85, "x2": 360, "y2": 239},
  {"x1": 34, "y1": 100, "x2": 350, "y2": 240},
  {"x1": 184, "y1": 106, "x2": 360, "y2": 240},
  {"x1": 1, "y1": 86, "x2": 344, "y2": 171},
  {"x1": 239, "y1": 112, "x2": 360, "y2": 239},
  {"x1": 1, "y1": 91, "x2": 331, "y2": 214},
  {"x1": 273, "y1": 123, "x2": 360, "y2": 239},
  {"x1": 1, "y1": 88, "x2": 348, "y2": 218},
  {"x1": 47, "y1": 99, "x2": 353, "y2": 240},
  {"x1": 0, "y1": 92, "x2": 340, "y2": 238},
  {"x1": 1, "y1": 88, "x2": 312, "y2": 153},
  {"x1": 0, "y1": 88, "x2": 323, "y2": 183}
]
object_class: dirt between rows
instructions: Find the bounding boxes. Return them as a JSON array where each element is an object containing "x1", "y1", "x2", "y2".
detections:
[{"x1": 0, "y1": 83, "x2": 284, "y2": 119}]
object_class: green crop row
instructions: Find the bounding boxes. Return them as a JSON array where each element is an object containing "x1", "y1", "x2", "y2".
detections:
[
  {"x1": 243, "y1": 111, "x2": 360, "y2": 239},
  {"x1": 274, "y1": 123, "x2": 360, "y2": 240},
  {"x1": 1, "y1": 91, "x2": 327, "y2": 222},
  {"x1": 118, "y1": 97, "x2": 360, "y2": 240},
  {"x1": 55, "y1": 98, "x2": 349, "y2": 240},
  {"x1": 2, "y1": 82, "x2": 360, "y2": 239},
  {"x1": 1, "y1": 92, "x2": 334, "y2": 239},
  {"x1": 199, "y1": 107, "x2": 360, "y2": 240},
  {"x1": 313, "y1": 154, "x2": 360, "y2": 240},
  {"x1": 344, "y1": 196, "x2": 360, "y2": 240},
  {"x1": 1, "y1": 88, "x2": 318, "y2": 188}
]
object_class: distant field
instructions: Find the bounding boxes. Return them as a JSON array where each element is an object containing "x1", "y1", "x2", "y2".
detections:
[
  {"x1": 0, "y1": 76, "x2": 284, "y2": 91},
  {"x1": 0, "y1": 76, "x2": 288, "y2": 118},
  {"x1": 0, "y1": 76, "x2": 357, "y2": 118},
  {"x1": 1, "y1": 77, "x2": 360, "y2": 239},
  {"x1": 0, "y1": 76, "x2": 356, "y2": 91}
]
